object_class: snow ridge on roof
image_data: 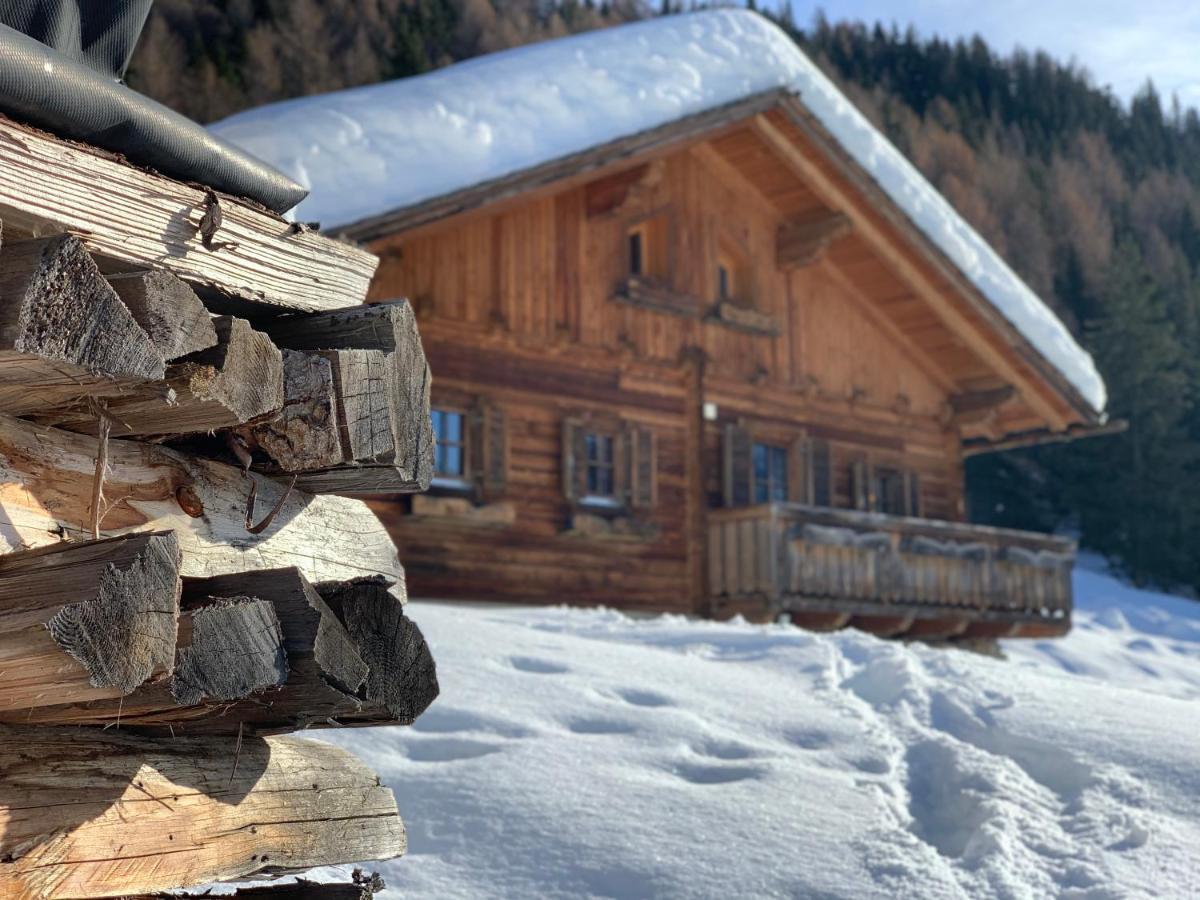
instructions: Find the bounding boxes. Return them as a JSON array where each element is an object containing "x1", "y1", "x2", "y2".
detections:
[{"x1": 211, "y1": 10, "x2": 1106, "y2": 412}]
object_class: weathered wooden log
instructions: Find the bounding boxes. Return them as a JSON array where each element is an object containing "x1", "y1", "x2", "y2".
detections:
[
  {"x1": 247, "y1": 349, "x2": 345, "y2": 472},
  {"x1": 0, "y1": 726, "x2": 405, "y2": 899},
  {"x1": 0, "y1": 412, "x2": 405, "y2": 586},
  {"x1": 0, "y1": 532, "x2": 181, "y2": 713},
  {"x1": 264, "y1": 301, "x2": 434, "y2": 495},
  {"x1": 41, "y1": 316, "x2": 285, "y2": 437},
  {"x1": 0, "y1": 112, "x2": 378, "y2": 314},
  {"x1": 322, "y1": 348, "x2": 396, "y2": 462},
  {"x1": 105, "y1": 270, "x2": 218, "y2": 361},
  {"x1": 11, "y1": 570, "x2": 436, "y2": 733},
  {"x1": 0, "y1": 234, "x2": 164, "y2": 413},
  {"x1": 317, "y1": 575, "x2": 439, "y2": 725}
]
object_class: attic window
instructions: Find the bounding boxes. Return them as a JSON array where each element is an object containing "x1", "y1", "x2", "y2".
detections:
[
  {"x1": 716, "y1": 241, "x2": 751, "y2": 307},
  {"x1": 626, "y1": 214, "x2": 668, "y2": 282}
]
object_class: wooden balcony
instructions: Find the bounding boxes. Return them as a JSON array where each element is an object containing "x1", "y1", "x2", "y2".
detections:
[{"x1": 708, "y1": 504, "x2": 1074, "y2": 639}]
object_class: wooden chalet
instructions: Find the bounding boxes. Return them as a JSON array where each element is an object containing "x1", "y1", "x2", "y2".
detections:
[{"x1": 219, "y1": 11, "x2": 1113, "y2": 640}]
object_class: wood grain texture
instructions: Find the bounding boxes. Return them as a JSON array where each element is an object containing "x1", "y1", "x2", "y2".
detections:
[
  {"x1": 105, "y1": 271, "x2": 218, "y2": 362},
  {"x1": 42, "y1": 317, "x2": 285, "y2": 438},
  {"x1": 0, "y1": 532, "x2": 181, "y2": 712},
  {"x1": 0, "y1": 726, "x2": 405, "y2": 899},
  {"x1": 0, "y1": 235, "x2": 165, "y2": 414},
  {"x1": 265, "y1": 301, "x2": 434, "y2": 495},
  {"x1": 9, "y1": 568, "x2": 436, "y2": 734},
  {"x1": 0, "y1": 114, "x2": 378, "y2": 314},
  {"x1": 249, "y1": 350, "x2": 344, "y2": 473},
  {"x1": 0, "y1": 413, "x2": 405, "y2": 587}
]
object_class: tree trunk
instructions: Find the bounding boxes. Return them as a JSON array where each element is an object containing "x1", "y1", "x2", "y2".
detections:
[
  {"x1": 0, "y1": 726, "x2": 405, "y2": 899},
  {"x1": 0, "y1": 532, "x2": 181, "y2": 712}
]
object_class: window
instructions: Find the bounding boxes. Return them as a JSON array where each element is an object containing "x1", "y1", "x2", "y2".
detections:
[
  {"x1": 432, "y1": 408, "x2": 467, "y2": 479},
  {"x1": 717, "y1": 261, "x2": 732, "y2": 302},
  {"x1": 586, "y1": 432, "x2": 616, "y2": 498},
  {"x1": 752, "y1": 442, "x2": 789, "y2": 503},
  {"x1": 873, "y1": 467, "x2": 907, "y2": 516},
  {"x1": 625, "y1": 215, "x2": 669, "y2": 281},
  {"x1": 628, "y1": 229, "x2": 644, "y2": 277}
]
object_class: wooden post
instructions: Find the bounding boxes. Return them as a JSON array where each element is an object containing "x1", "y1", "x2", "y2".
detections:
[
  {"x1": 0, "y1": 532, "x2": 181, "y2": 712},
  {"x1": 0, "y1": 726, "x2": 405, "y2": 899}
]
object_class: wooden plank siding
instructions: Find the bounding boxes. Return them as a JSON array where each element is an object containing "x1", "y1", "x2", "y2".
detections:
[{"x1": 365, "y1": 127, "x2": 1000, "y2": 615}]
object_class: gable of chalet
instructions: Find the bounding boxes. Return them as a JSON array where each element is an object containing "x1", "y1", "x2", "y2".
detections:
[{"x1": 212, "y1": 10, "x2": 1107, "y2": 450}]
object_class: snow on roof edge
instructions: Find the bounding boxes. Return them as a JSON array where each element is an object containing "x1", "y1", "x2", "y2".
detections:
[{"x1": 210, "y1": 10, "x2": 1106, "y2": 413}]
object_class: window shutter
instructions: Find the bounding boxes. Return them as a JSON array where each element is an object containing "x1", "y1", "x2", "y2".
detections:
[
  {"x1": 722, "y1": 423, "x2": 752, "y2": 507},
  {"x1": 467, "y1": 405, "x2": 485, "y2": 495},
  {"x1": 628, "y1": 425, "x2": 657, "y2": 511},
  {"x1": 562, "y1": 417, "x2": 588, "y2": 502},
  {"x1": 789, "y1": 437, "x2": 811, "y2": 503},
  {"x1": 905, "y1": 471, "x2": 921, "y2": 517},
  {"x1": 479, "y1": 402, "x2": 508, "y2": 502},
  {"x1": 811, "y1": 438, "x2": 831, "y2": 507},
  {"x1": 851, "y1": 457, "x2": 871, "y2": 511}
]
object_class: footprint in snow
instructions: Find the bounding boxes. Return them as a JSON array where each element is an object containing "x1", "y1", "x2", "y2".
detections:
[
  {"x1": 782, "y1": 727, "x2": 834, "y2": 750},
  {"x1": 566, "y1": 716, "x2": 639, "y2": 736},
  {"x1": 691, "y1": 738, "x2": 762, "y2": 761},
  {"x1": 613, "y1": 687, "x2": 674, "y2": 708},
  {"x1": 402, "y1": 737, "x2": 503, "y2": 763},
  {"x1": 509, "y1": 655, "x2": 569, "y2": 674},
  {"x1": 669, "y1": 762, "x2": 764, "y2": 786},
  {"x1": 413, "y1": 705, "x2": 532, "y2": 739}
]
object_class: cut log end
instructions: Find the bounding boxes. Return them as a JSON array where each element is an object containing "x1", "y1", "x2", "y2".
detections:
[
  {"x1": 106, "y1": 269, "x2": 219, "y2": 361},
  {"x1": 44, "y1": 531, "x2": 182, "y2": 695},
  {"x1": 318, "y1": 576, "x2": 439, "y2": 723},
  {"x1": 249, "y1": 349, "x2": 344, "y2": 472},
  {"x1": 171, "y1": 595, "x2": 288, "y2": 706},
  {"x1": 6, "y1": 234, "x2": 165, "y2": 380}
]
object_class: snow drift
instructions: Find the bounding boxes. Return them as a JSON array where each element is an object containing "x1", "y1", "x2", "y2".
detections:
[{"x1": 205, "y1": 559, "x2": 1200, "y2": 898}]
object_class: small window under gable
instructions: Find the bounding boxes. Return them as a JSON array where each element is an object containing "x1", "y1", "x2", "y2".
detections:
[
  {"x1": 715, "y1": 239, "x2": 752, "y2": 307},
  {"x1": 626, "y1": 214, "x2": 669, "y2": 282}
]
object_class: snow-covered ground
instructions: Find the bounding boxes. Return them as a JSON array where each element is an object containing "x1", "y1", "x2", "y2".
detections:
[{"x1": 282, "y1": 558, "x2": 1198, "y2": 898}]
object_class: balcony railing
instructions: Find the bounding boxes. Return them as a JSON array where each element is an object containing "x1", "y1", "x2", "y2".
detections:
[{"x1": 708, "y1": 504, "x2": 1074, "y2": 638}]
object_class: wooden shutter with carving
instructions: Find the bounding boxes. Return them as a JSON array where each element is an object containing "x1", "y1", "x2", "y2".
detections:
[
  {"x1": 470, "y1": 400, "x2": 508, "y2": 502},
  {"x1": 905, "y1": 471, "x2": 921, "y2": 517},
  {"x1": 851, "y1": 457, "x2": 871, "y2": 511},
  {"x1": 722, "y1": 423, "x2": 752, "y2": 507}
]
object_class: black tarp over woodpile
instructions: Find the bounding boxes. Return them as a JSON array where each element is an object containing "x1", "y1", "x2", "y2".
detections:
[{"x1": 0, "y1": 0, "x2": 305, "y2": 212}]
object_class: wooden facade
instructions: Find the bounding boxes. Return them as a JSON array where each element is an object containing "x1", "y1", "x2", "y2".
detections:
[{"x1": 358, "y1": 98, "x2": 1101, "y2": 636}]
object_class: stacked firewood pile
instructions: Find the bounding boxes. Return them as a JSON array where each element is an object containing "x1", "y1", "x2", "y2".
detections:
[{"x1": 0, "y1": 110, "x2": 436, "y2": 898}]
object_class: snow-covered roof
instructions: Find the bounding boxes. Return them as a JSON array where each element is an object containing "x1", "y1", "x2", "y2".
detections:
[{"x1": 211, "y1": 10, "x2": 1106, "y2": 413}]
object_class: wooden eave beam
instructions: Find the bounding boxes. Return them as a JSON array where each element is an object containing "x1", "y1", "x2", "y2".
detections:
[
  {"x1": 750, "y1": 110, "x2": 1072, "y2": 434},
  {"x1": 0, "y1": 113, "x2": 378, "y2": 314},
  {"x1": 948, "y1": 383, "x2": 1017, "y2": 425},
  {"x1": 963, "y1": 418, "x2": 1128, "y2": 457},
  {"x1": 776, "y1": 210, "x2": 853, "y2": 268}
]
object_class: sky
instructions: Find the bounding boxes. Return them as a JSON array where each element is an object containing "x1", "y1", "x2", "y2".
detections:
[{"x1": 785, "y1": 1, "x2": 1200, "y2": 109}]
